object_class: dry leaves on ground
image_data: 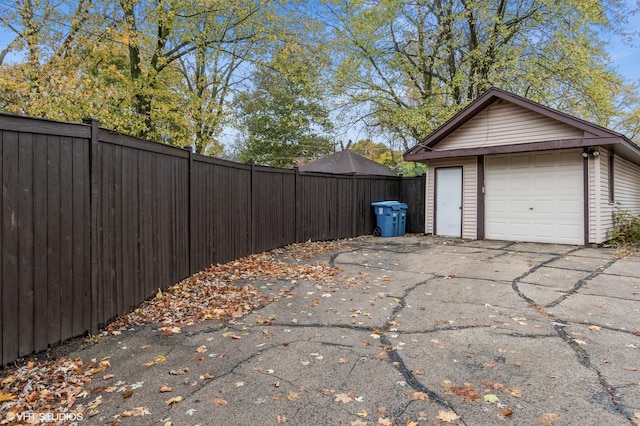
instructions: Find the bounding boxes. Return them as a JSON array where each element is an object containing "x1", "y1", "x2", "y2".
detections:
[
  {"x1": 0, "y1": 357, "x2": 109, "y2": 421},
  {"x1": 274, "y1": 240, "x2": 351, "y2": 260},
  {"x1": 1, "y1": 240, "x2": 346, "y2": 424},
  {"x1": 107, "y1": 241, "x2": 343, "y2": 331}
]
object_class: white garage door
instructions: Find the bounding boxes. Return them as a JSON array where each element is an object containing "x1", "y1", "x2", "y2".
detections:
[{"x1": 485, "y1": 150, "x2": 584, "y2": 245}]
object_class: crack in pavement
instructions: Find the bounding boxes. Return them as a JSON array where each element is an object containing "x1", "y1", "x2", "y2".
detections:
[{"x1": 504, "y1": 247, "x2": 636, "y2": 423}]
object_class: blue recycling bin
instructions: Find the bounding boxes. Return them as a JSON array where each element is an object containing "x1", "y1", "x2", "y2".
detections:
[
  {"x1": 396, "y1": 203, "x2": 408, "y2": 236},
  {"x1": 372, "y1": 201, "x2": 400, "y2": 237}
]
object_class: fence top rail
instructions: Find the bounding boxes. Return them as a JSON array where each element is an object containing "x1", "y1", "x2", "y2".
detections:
[
  {"x1": 98, "y1": 128, "x2": 191, "y2": 159},
  {"x1": 0, "y1": 112, "x2": 91, "y2": 139},
  {"x1": 298, "y1": 170, "x2": 403, "y2": 180}
]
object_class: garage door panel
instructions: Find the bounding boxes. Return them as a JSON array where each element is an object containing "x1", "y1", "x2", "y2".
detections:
[
  {"x1": 533, "y1": 175, "x2": 554, "y2": 190},
  {"x1": 511, "y1": 176, "x2": 531, "y2": 190},
  {"x1": 533, "y1": 152, "x2": 554, "y2": 167},
  {"x1": 533, "y1": 200, "x2": 554, "y2": 214},
  {"x1": 485, "y1": 150, "x2": 583, "y2": 245},
  {"x1": 534, "y1": 224, "x2": 555, "y2": 238},
  {"x1": 510, "y1": 155, "x2": 531, "y2": 168},
  {"x1": 487, "y1": 157, "x2": 507, "y2": 169},
  {"x1": 510, "y1": 200, "x2": 530, "y2": 213},
  {"x1": 510, "y1": 223, "x2": 532, "y2": 239}
]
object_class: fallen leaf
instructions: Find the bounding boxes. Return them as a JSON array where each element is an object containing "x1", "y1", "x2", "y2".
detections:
[
  {"x1": 276, "y1": 414, "x2": 288, "y2": 423},
  {"x1": 103, "y1": 374, "x2": 115, "y2": 380},
  {"x1": 357, "y1": 410, "x2": 367, "y2": 418},
  {"x1": 405, "y1": 390, "x2": 429, "y2": 400},
  {"x1": 122, "y1": 406, "x2": 150, "y2": 417},
  {"x1": 411, "y1": 369, "x2": 425, "y2": 375},
  {"x1": 537, "y1": 412, "x2": 560, "y2": 425},
  {"x1": 212, "y1": 397, "x2": 228, "y2": 406},
  {"x1": 484, "y1": 394, "x2": 500, "y2": 404},
  {"x1": 498, "y1": 408, "x2": 513, "y2": 416},
  {"x1": 338, "y1": 358, "x2": 348, "y2": 364},
  {"x1": 160, "y1": 385, "x2": 174, "y2": 393},
  {"x1": 588, "y1": 325, "x2": 602, "y2": 331},
  {"x1": 122, "y1": 390, "x2": 134, "y2": 399},
  {"x1": 0, "y1": 392, "x2": 16, "y2": 402},
  {"x1": 510, "y1": 388, "x2": 522, "y2": 398},
  {"x1": 623, "y1": 366, "x2": 637, "y2": 371},
  {"x1": 196, "y1": 345, "x2": 207, "y2": 353},
  {"x1": 377, "y1": 418, "x2": 393, "y2": 426},
  {"x1": 436, "y1": 410, "x2": 460, "y2": 423},
  {"x1": 165, "y1": 396, "x2": 183, "y2": 405},
  {"x1": 87, "y1": 395, "x2": 103, "y2": 409},
  {"x1": 406, "y1": 420, "x2": 419, "y2": 426},
  {"x1": 287, "y1": 391, "x2": 300, "y2": 401},
  {"x1": 335, "y1": 393, "x2": 353, "y2": 403},
  {"x1": 450, "y1": 382, "x2": 480, "y2": 402}
]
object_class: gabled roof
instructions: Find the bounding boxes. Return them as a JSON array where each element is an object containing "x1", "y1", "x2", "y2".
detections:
[
  {"x1": 404, "y1": 87, "x2": 639, "y2": 163},
  {"x1": 299, "y1": 150, "x2": 397, "y2": 176}
]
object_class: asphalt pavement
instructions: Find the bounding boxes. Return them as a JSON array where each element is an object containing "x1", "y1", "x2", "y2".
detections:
[{"x1": 71, "y1": 236, "x2": 640, "y2": 426}]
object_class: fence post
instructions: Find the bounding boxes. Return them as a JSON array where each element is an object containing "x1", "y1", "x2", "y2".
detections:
[
  {"x1": 186, "y1": 148, "x2": 194, "y2": 273},
  {"x1": 294, "y1": 167, "x2": 300, "y2": 243},
  {"x1": 250, "y1": 163, "x2": 255, "y2": 253},
  {"x1": 83, "y1": 118, "x2": 100, "y2": 334},
  {"x1": 352, "y1": 174, "x2": 358, "y2": 237}
]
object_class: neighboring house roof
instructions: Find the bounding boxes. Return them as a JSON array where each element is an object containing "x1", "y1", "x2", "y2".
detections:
[
  {"x1": 404, "y1": 86, "x2": 640, "y2": 165},
  {"x1": 299, "y1": 150, "x2": 397, "y2": 176}
]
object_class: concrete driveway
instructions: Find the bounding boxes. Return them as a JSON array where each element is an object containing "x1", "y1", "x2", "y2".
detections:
[{"x1": 72, "y1": 236, "x2": 640, "y2": 425}]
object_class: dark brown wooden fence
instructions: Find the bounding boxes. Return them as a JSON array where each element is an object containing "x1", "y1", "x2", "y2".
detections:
[{"x1": 0, "y1": 113, "x2": 424, "y2": 365}]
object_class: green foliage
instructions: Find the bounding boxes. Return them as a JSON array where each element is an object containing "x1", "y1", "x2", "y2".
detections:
[
  {"x1": 610, "y1": 204, "x2": 640, "y2": 247},
  {"x1": 350, "y1": 139, "x2": 425, "y2": 176},
  {"x1": 0, "y1": 0, "x2": 638, "y2": 157},
  {"x1": 234, "y1": 65, "x2": 335, "y2": 167},
  {"x1": 323, "y1": 0, "x2": 638, "y2": 149}
]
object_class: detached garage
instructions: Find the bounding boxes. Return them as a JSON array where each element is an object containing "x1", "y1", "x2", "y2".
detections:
[{"x1": 404, "y1": 87, "x2": 640, "y2": 245}]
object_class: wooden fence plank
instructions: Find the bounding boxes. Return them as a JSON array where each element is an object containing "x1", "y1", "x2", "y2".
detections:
[
  {"x1": 46, "y1": 136, "x2": 61, "y2": 346},
  {"x1": 32, "y1": 134, "x2": 48, "y2": 353},
  {"x1": 2, "y1": 131, "x2": 19, "y2": 363},
  {"x1": 18, "y1": 132, "x2": 34, "y2": 357},
  {"x1": 72, "y1": 137, "x2": 89, "y2": 337},
  {"x1": 59, "y1": 137, "x2": 74, "y2": 341}
]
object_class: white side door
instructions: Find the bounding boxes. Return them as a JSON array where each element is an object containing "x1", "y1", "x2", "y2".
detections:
[{"x1": 435, "y1": 167, "x2": 463, "y2": 237}]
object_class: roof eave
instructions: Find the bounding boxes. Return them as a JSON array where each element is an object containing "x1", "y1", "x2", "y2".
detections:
[{"x1": 404, "y1": 137, "x2": 624, "y2": 162}]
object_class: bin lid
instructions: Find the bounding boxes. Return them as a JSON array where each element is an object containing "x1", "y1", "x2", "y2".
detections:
[{"x1": 371, "y1": 201, "x2": 400, "y2": 207}]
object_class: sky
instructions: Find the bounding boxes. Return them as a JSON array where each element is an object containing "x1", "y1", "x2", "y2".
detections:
[{"x1": 601, "y1": 4, "x2": 640, "y2": 83}]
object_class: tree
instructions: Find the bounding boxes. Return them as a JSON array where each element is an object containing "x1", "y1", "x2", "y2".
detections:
[
  {"x1": 322, "y1": 0, "x2": 637, "y2": 149},
  {"x1": 0, "y1": 0, "x2": 101, "y2": 119},
  {"x1": 234, "y1": 64, "x2": 335, "y2": 167},
  {"x1": 0, "y1": 0, "x2": 272, "y2": 150},
  {"x1": 350, "y1": 139, "x2": 425, "y2": 176}
]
